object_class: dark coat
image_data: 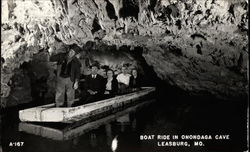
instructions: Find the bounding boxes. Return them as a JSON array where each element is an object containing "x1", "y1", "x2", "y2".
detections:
[
  {"x1": 50, "y1": 53, "x2": 81, "y2": 83},
  {"x1": 85, "y1": 74, "x2": 105, "y2": 95},
  {"x1": 104, "y1": 77, "x2": 118, "y2": 95},
  {"x1": 129, "y1": 76, "x2": 141, "y2": 89}
]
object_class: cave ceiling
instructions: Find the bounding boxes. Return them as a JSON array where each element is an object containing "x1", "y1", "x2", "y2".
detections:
[{"x1": 1, "y1": 0, "x2": 249, "y2": 101}]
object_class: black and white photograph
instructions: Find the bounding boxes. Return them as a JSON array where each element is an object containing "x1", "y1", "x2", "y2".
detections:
[{"x1": 0, "y1": 0, "x2": 249, "y2": 152}]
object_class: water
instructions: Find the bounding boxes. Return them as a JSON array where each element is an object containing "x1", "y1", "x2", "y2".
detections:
[{"x1": 1, "y1": 96, "x2": 248, "y2": 152}]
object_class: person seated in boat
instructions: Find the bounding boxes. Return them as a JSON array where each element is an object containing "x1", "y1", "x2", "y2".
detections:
[
  {"x1": 50, "y1": 44, "x2": 82, "y2": 107},
  {"x1": 104, "y1": 69, "x2": 118, "y2": 98},
  {"x1": 116, "y1": 65, "x2": 131, "y2": 94},
  {"x1": 129, "y1": 68, "x2": 142, "y2": 91},
  {"x1": 81, "y1": 64, "x2": 105, "y2": 104}
]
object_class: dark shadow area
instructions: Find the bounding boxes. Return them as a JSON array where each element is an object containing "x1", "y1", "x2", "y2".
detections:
[
  {"x1": 105, "y1": 0, "x2": 118, "y2": 20},
  {"x1": 156, "y1": 4, "x2": 180, "y2": 21},
  {"x1": 91, "y1": 17, "x2": 102, "y2": 34},
  {"x1": 166, "y1": 4, "x2": 180, "y2": 18},
  {"x1": 1, "y1": 92, "x2": 247, "y2": 152},
  {"x1": 148, "y1": 0, "x2": 157, "y2": 12},
  {"x1": 15, "y1": 51, "x2": 53, "y2": 107},
  {"x1": 119, "y1": 0, "x2": 139, "y2": 20},
  {"x1": 128, "y1": 46, "x2": 189, "y2": 105}
]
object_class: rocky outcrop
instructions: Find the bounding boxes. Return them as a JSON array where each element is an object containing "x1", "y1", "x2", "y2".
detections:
[{"x1": 1, "y1": 0, "x2": 248, "y2": 106}]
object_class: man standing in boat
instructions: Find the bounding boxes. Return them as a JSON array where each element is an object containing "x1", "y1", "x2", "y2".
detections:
[{"x1": 50, "y1": 44, "x2": 82, "y2": 107}]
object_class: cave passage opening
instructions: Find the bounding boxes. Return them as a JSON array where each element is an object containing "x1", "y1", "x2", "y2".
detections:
[{"x1": 2, "y1": 40, "x2": 201, "y2": 109}]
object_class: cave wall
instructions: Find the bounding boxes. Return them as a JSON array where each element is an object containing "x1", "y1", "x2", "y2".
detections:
[{"x1": 1, "y1": 0, "x2": 249, "y2": 106}]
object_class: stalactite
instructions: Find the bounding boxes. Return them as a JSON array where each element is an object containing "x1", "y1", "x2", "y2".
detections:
[{"x1": 1, "y1": 0, "x2": 248, "y2": 104}]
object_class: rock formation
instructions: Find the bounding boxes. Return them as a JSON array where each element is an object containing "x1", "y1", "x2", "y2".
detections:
[{"x1": 1, "y1": 0, "x2": 248, "y2": 106}]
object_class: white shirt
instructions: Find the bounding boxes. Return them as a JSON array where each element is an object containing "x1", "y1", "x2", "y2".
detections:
[
  {"x1": 106, "y1": 78, "x2": 113, "y2": 91},
  {"x1": 116, "y1": 73, "x2": 131, "y2": 85}
]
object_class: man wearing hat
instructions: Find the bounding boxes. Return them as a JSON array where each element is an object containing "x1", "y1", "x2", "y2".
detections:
[
  {"x1": 80, "y1": 63, "x2": 105, "y2": 104},
  {"x1": 50, "y1": 43, "x2": 82, "y2": 107}
]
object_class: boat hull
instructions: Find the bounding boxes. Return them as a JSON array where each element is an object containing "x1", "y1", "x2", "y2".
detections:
[
  {"x1": 19, "y1": 99, "x2": 155, "y2": 140},
  {"x1": 19, "y1": 87, "x2": 155, "y2": 123}
]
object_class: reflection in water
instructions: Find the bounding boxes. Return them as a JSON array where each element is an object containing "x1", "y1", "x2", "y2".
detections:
[
  {"x1": 131, "y1": 118, "x2": 137, "y2": 131},
  {"x1": 105, "y1": 124, "x2": 112, "y2": 146},
  {"x1": 2, "y1": 97, "x2": 247, "y2": 152},
  {"x1": 116, "y1": 114, "x2": 130, "y2": 132},
  {"x1": 116, "y1": 114, "x2": 130, "y2": 123},
  {"x1": 90, "y1": 133, "x2": 97, "y2": 147},
  {"x1": 18, "y1": 99, "x2": 152, "y2": 142},
  {"x1": 72, "y1": 137, "x2": 79, "y2": 147},
  {"x1": 15, "y1": 99, "x2": 151, "y2": 152},
  {"x1": 111, "y1": 135, "x2": 118, "y2": 152}
]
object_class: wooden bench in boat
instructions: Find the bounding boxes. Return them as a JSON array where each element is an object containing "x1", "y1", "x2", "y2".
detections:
[
  {"x1": 19, "y1": 99, "x2": 155, "y2": 140},
  {"x1": 19, "y1": 87, "x2": 155, "y2": 123}
]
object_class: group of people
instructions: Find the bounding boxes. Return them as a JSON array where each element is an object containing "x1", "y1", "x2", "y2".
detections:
[{"x1": 50, "y1": 44, "x2": 141, "y2": 107}]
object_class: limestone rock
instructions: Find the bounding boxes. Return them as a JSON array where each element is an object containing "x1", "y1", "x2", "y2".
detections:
[{"x1": 1, "y1": 0, "x2": 248, "y2": 105}]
